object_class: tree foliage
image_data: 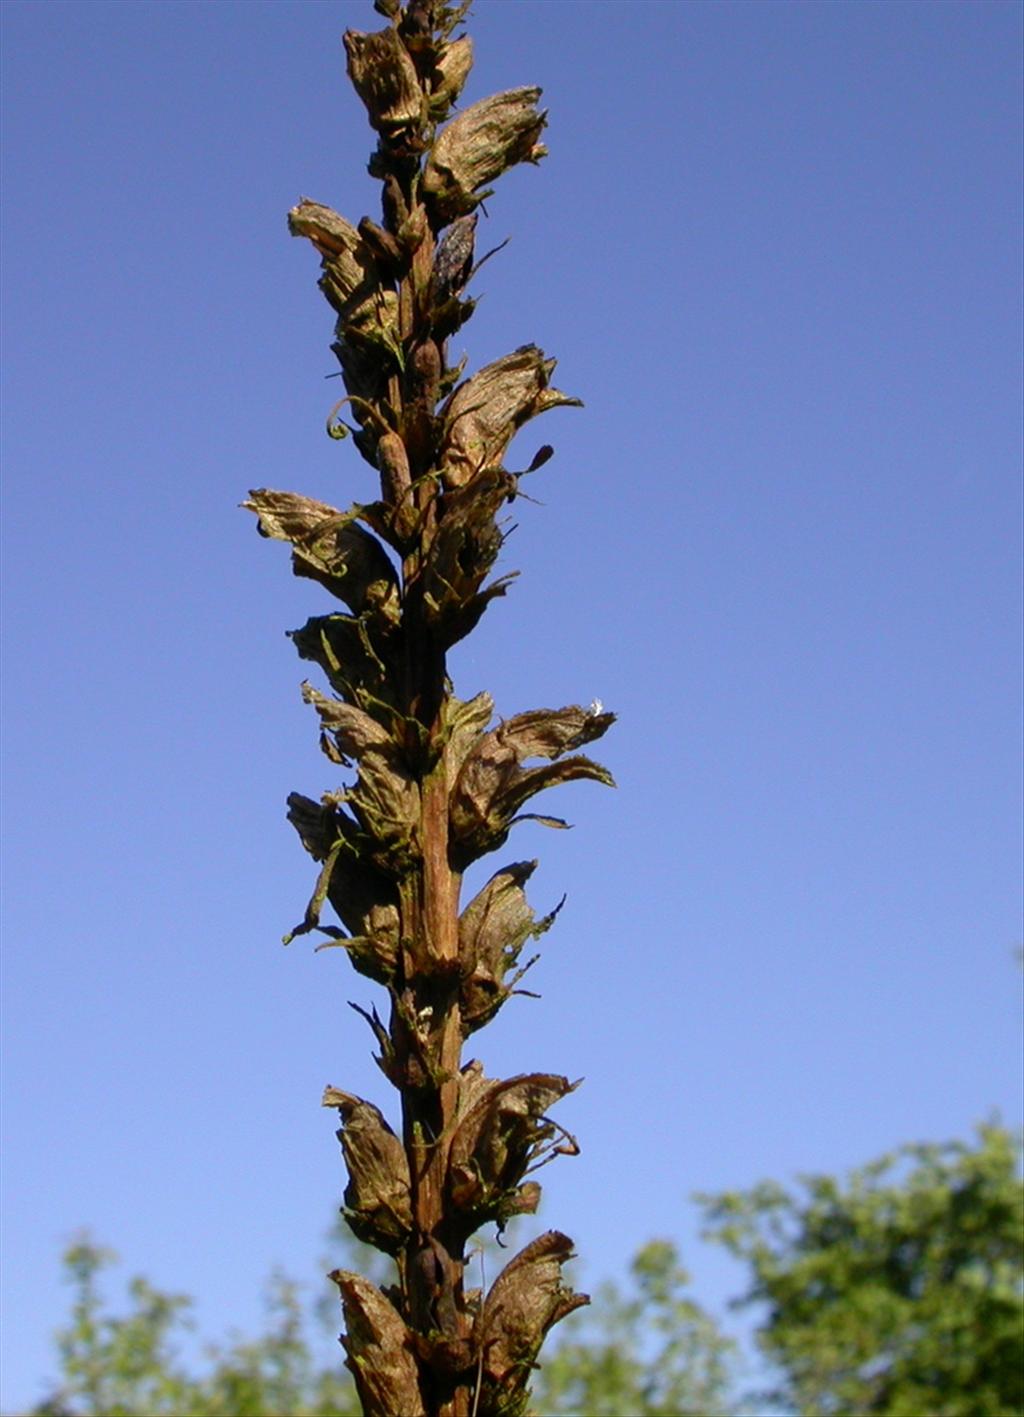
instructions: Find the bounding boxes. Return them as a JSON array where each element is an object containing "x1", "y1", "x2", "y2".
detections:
[
  {"x1": 31, "y1": 1240, "x2": 360, "y2": 1417},
  {"x1": 700, "y1": 1123, "x2": 1024, "y2": 1417},
  {"x1": 28, "y1": 1236, "x2": 731, "y2": 1417}
]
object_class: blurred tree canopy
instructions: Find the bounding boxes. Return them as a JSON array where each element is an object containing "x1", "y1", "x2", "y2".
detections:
[
  {"x1": 27, "y1": 1125, "x2": 1022, "y2": 1417},
  {"x1": 701, "y1": 1123, "x2": 1023, "y2": 1417}
]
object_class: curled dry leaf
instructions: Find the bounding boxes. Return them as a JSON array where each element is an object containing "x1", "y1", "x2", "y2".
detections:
[
  {"x1": 423, "y1": 87, "x2": 548, "y2": 222},
  {"x1": 440, "y1": 345, "x2": 580, "y2": 489},
  {"x1": 450, "y1": 704, "x2": 615, "y2": 864},
  {"x1": 322, "y1": 1087, "x2": 412, "y2": 1254},
  {"x1": 476, "y1": 1231, "x2": 589, "y2": 1416},
  {"x1": 243, "y1": 490, "x2": 399, "y2": 624},
  {"x1": 442, "y1": 691, "x2": 495, "y2": 780},
  {"x1": 300, "y1": 682, "x2": 391, "y2": 761},
  {"x1": 331, "y1": 1269, "x2": 426, "y2": 1417},
  {"x1": 343, "y1": 27, "x2": 422, "y2": 133},
  {"x1": 285, "y1": 793, "x2": 399, "y2": 981},
  {"x1": 458, "y1": 860, "x2": 561, "y2": 1034},
  {"x1": 289, "y1": 614, "x2": 401, "y2": 715}
]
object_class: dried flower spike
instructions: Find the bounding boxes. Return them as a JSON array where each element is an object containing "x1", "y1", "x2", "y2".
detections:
[{"x1": 249, "y1": 7, "x2": 613, "y2": 1415}]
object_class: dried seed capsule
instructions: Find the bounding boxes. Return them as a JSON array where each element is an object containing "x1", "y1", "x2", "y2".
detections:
[
  {"x1": 381, "y1": 174, "x2": 408, "y2": 233},
  {"x1": 402, "y1": 340, "x2": 442, "y2": 476},
  {"x1": 377, "y1": 431, "x2": 412, "y2": 508},
  {"x1": 432, "y1": 214, "x2": 477, "y2": 306},
  {"x1": 358, "y1": 216, "x2": 404, "y2": 272},
  {"x1": 410, "y1": 338, "x2": 442, "y2": 408}
]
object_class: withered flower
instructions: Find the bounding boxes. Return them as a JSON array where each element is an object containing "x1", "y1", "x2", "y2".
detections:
[
  {"x1": 476, "y1": 1231, "x2": 589, "y2": 1416},
  {"x1": 458, "y1": 860, "x2": 562, "y2": 1034},
  {"x1": 423, "y1": 88, "x2": 548, "y2": 222},
  {"x1": 446, "y1": 1070, "x2": 578, "y2": 1234},
  {"x1": 244, "y1": 489, "x2": 401, "y2": 633},
  {"x1": 344, "y1": 27, "x2": 422, "y2": 133},
  {"x1": 441, "y1": 345, "x2": 581, "y2": 489},
  {"x1": 450, "y1": 704, "x2": 615, "y2": 864},
  {"x1": 323, "y1": 1088, "x2": 413, "y2": 1253}
]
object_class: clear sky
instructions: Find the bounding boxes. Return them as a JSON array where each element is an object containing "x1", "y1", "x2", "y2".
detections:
[{"x1": 2, "y1": 0, "x2": 1021, "y2": 1408}]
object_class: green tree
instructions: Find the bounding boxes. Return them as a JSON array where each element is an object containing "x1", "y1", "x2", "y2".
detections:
[
  {"x1": 31, "y1": 1239, "x2": 361, "y2": 1417},
  {"x1": 700, "y1": 1123, "x2": 1024, "y2": 1417}
]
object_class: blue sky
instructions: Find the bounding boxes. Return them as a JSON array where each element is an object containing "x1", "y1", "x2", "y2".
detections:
[{"x1": 2, "y1": 0, "x2": 1021, "y2": 1407}]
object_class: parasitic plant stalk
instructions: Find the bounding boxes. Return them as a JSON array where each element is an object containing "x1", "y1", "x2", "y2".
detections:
[{"x1": 246, "y1": 4, "x2": 614, "y2": 1413}]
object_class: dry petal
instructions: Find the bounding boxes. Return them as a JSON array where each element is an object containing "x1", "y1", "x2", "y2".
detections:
[
  {"x1": 301, "y1": 683, "x2": 392, "y2": 761},
  {"x1": 431, "y1": 35, "x2": 474, "y2": 112},
  {"x1": 288, "y1": 200, "x2": 379, "y2": 324},
  {"x1": 442, "y1": 692, "x2": 495, "y2": 780},
  {"x1": 289, "y1": 614, "x2": 401, "y2": 713},
  {"x1": 422, "y1": 467, "x2": 517, "y2": 645},
  {"x1": 447, "y1": 1072, "x2": 577, "y2": 1230},
  {"x1": 285, "y1": 793, "x2": 399, "y2": 980},
  {"x1": 458, "y1": 860, "x2": 560, "y2": 1034}
]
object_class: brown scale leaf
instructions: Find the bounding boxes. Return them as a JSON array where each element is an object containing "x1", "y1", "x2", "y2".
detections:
[
  {"x1": 244, "y1": 490, "x2": 399, "y2": 624},
  {"x1": 440, "y1": 346, "x2": 580, "y2": 490},
  {"x1": 423, "y1": 88, "x2": 548, "y2": 223},
  {"x1": 331, "y1": 1269, "x2": 426, "y2": 1417},
  {"x1": 322, "y1": 1087, "x2": 412, "y2": 1255},
  {"x1": 476, "y1": 1231, "x2": 588, "y2": 1416}
]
